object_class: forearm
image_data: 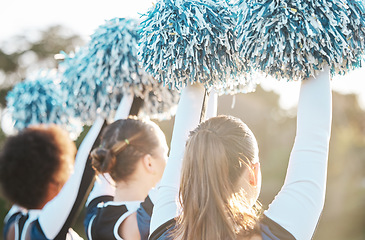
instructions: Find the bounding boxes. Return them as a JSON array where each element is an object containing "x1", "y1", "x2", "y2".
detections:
[
  {"x1": 205, "y1": 89, "x2": 218, "y2": 120},
  {"x1": 265, "y1": 66, "x2": 332, "y2": 240},
  {"x1": 39, "y1": 116, "x2": 105, "y2": 239},
  {"x1": 150, "y1": 84, "x2": 206, "y2": 234},
  {"x1": 114, "y1": 93, "x2": 134, "y2": 121}
]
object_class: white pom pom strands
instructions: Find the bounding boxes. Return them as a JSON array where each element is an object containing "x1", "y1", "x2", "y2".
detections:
[
  {"x1": 5, "y1": 70, "x2": 83, "y2": 140},
  {"x1": 236, "y1": 0, "x2": 365, "y2": 81},
  {"x1": 61, "y1": 18, "x2": 181, "y2": 122},
  {"x1": 139, "y1": 0, "x2": 256, "y2": 94}
]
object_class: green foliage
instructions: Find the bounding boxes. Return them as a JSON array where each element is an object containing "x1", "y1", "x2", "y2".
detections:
[
  {"x1": 0, "y1": 87, "x2": 12, "y2": 108},
  {"x1": 0, "y1": 49, "x2": 17, "y2": 73}
]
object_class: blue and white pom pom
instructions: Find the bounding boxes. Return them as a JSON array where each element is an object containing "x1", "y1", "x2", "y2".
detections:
[
  {"x1": 89, "y1": 17, "x2": 180, "y2": 120},
  {"x1": 59, "y1": 47, "x2": 120, "y2": 125},
  {"x1": 86, "y1": 18, "x2": 153, "y2": 97},
  {"x1": 60, "y1": 18, "x2": 180, "y2": 123},
  {"x1": 5, "y1": 70, "x2": 83, "y2": 140},
  {"x1": 139, "y1": 0, "x2": 254, "y2": 92},
  {"x1": 236, "y1": 0, "x2": 365, "y2": 81}
]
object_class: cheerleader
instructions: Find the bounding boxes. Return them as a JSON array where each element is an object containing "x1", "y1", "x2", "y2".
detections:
[
  {"x1": 147, "y1": 66, "x2": 332, "y2": 240},
  {"x1": 0, "y1": 120, "x2": 105, "y2": 240},
  {"x1": 83, "y1": 117, "x2": 168, "y2": 240}
]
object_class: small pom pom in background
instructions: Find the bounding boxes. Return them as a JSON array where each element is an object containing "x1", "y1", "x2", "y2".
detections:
[
  {"x1": 236, "y1": 0, "x2": 365, "y2": 81},
  {"x1": 5, "y1": 70, "x2": 83, "y2": 140},
  {"x1": 139, "y1": 0, "x2": 255, "y2": 93}
]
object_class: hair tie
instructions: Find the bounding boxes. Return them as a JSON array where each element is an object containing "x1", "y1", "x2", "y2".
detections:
[{"x1": 124, "y1": 139, "x2": 130, "y2": 145}]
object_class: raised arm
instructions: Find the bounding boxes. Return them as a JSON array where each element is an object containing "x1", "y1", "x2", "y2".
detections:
[
  {"x1": 205, "y1": 89, "x2": 218, "y2": 120},
  {"x1": 264, "y1": 66, "x2": 332, "y2": 240},
  {"x1": 38, "y1": 116, "x2": 105, "y2": 239},
  {"x1": 149, "y1": 84, "x2": 206, "y2": 234}
]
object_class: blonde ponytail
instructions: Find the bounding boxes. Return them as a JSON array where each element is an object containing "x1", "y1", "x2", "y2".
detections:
[{"x1": 174, "y1": 116, "x2": 261, "y2": 240}]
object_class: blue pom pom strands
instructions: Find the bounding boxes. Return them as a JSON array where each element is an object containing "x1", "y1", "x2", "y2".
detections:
[
  {"x1": 236, "y1": 0, "x2": 365, "y2": 81},
  {"x1": 139, "y1": 0, "x2": 256, "y2": 93},
  {"x1": 5, "y1": 70, "x2": 83, "y2": 140},
  {"x1": 86, "y1": 18, "x2": 153, "y2": 98},
  {"x1": 61, "y1": 18, "x2": 180, "y2": 123},
  {"x1": 59, "y1": 47, "x2": 121, "y2": 125}
]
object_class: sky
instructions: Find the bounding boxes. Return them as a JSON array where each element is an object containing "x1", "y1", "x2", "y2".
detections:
[{"x1": 1, "y1": 0, "x2": 365, "y2": 110}]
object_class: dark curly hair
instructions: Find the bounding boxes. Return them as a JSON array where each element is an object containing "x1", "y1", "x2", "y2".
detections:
[{"x1": 0, "y1": 124, "x2": 76, "y2": 209}]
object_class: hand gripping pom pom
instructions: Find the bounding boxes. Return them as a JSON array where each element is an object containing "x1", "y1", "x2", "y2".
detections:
[
  {"x1": 236, "y1": 0, "x2": 365, "y2": 81},
  {"x1": 5, "y1": 70, "x2": 83, "y2": 140},
  {"x1": 139, "y1": 0, "x2": 256, "y2": 93},
  {"x1": 61, "y1": 18, "x2": 180, "y2": 123}
]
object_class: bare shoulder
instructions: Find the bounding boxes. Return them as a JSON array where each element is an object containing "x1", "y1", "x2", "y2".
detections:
[{"x1": 118, "y1": 212, "x2": 141, "y2": 240}]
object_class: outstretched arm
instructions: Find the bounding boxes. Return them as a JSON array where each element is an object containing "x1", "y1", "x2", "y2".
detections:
[
  {"x1": 150, "y1": 84, "x2": 214, "y2": 233},
  {"x1": 38, "y1": 116, "x2": 105, "y2": 239},
  {"x1": 149, "y1": 84, "x2": 207, "y2": 234},
  {"x1": 205, "y1": 89, "x2": 218, "y2": 120},
  {"x1": 265, "y1": 66, "x2": 332, "y2": 240}
]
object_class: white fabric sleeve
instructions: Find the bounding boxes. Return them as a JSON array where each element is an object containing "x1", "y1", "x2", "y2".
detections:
[
  {"x1": 85, "y1": 173, "x2": 116, "y2": 206},
  {"x1": 147, "y1": 182, "x2": 160, "y2": 205},
  {"x1": 114, "y1": 93, "x2": 134, "y2": 121},
  {"x1": 85, "y1": 94, "x2": 135, "y2": 207},
  {"x1": 150, "y1": 84, "x2": 206, "y2": 234},
  {"x1": 264, "y1": 66, "x2": 332, "y2": 240},
  {"x1": 38, "y1": 116, "x2": 105, "y2": 239},
  {"x1": 205, "y1": 89, "x2": 218, "y2": 120}
]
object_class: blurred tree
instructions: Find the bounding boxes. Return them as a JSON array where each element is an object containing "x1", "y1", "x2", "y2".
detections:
[
  {"x1": 0, "y1": 49, "x2": 18, "y2": 73},
  {"x1": 0, "y1": 25, "x2": 85, "y2": 103}
]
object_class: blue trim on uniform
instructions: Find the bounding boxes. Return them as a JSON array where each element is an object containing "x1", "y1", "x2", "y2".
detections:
[
  {"x1": 30, "y1": 220, "x2": 49, "y2": 239},
  {"x1": 3, "y1": 212, "x2": 20, "y2": 239},
  {"x1": 137, "y1": 196, "x2": 154, "y2": 240},
  {"x1": 148, "y1": 219, "x2": 175, "y2": 240},
  {"x1": 260, "y1": 215, "x2": 295, "y2": 240},
  {"x1": 3, "y1": 212, "x2": 77, "y2": 240}
]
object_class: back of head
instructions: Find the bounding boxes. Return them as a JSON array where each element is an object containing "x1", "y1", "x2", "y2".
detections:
[
  {"x1": 91, "y1": 117, "x2": 165, "y2": 182},
  {"x1": 176, "y1": 115, "x2": 260, "y2": 240},
  {"x1": 0, "y1": 125, "x2": 76, "y2": 209}
]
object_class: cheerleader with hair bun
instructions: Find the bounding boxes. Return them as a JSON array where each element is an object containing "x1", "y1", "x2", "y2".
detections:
[{"x1": 83, "y1": 117, "x2": 169, "y2": 240}]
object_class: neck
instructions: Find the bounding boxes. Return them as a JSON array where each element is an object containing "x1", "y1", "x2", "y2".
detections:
[{"x1": 114, "y1": 177, "x2": 150, "y2": 202}]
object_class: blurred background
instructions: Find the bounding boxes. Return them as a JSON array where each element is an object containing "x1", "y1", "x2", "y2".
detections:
[{"x1": 0, "y1": 1, "x2": 364, "y2": 239}]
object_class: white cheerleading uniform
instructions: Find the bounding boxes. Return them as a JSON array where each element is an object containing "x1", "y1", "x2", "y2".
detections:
[{"x1": 149, "y1": 67, "x2": 332, "y2": 240}]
